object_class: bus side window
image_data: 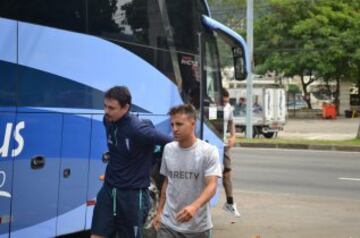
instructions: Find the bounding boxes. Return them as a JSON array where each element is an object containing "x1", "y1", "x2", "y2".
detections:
[
  {"x1": 87, "y1": 0, "x2": 178, "y2": 87},
  {"x1": 17, "y1": 0, "x2": 87, "y2": 33},
  {"x1": 0, "y1": 1, "x2": 17, "y2": 20}
]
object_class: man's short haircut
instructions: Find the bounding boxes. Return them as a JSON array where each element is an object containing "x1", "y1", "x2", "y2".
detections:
[
  {"x1": 168, "y1": 104, "x2": 197, "y2": 121},
  {"x1": 222, "y1": 88, "x2": 230, "y2": 97},
  {"x1": 104, "y1": 86, "x2": 132, "y2": 108}
]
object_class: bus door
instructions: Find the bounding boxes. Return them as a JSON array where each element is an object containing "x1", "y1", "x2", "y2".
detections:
[
  {"x1": 85, "y1": 115, "x2": 107, "y2": 229},
  {"x1": 0, "y1": 17, "x2": 17, "y2": 238},
  {"x1": 56, "y1": 114, "x2": 91, "y2": 236},
  {"x1": 10, "y1": 113, "x2": 62, "y2": 238}
]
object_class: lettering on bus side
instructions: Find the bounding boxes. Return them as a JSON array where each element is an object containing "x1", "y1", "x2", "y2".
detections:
[
  {"x1": 0, "y1": 171, "x2": 5, "y2": 188},
  {"x1": 0, "y1": 121, "x2": 25, "y2": 158},
  {"x1": 0, "y1": 170, "x2": 11, "y2": 198}
]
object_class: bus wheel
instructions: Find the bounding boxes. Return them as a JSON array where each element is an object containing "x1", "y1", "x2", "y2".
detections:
[{"x1": 263, "y1": 132, "x2": 275, "y2": 139}]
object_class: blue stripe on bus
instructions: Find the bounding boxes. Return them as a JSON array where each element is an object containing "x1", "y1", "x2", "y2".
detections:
[
  {"x1": 5, "y1": 111, "x2": 170, "y2": 160},
  {"x1": 15, "y1": 20, "x2": 183, "y2": 114},
  {"x1": 0, "y1": 60, "x2": 149, "y2": 112},
  {"x1": 0, "y1": 18, "x2": 17, "y2": 63}
]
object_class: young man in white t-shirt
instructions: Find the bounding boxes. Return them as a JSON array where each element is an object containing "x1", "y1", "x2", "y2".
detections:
[
  {"x1": 152, "y1": 104, "x2": 222, "y2": 237},
  {"x1": 222, "y1": 88, "x2": 241, "y2": 217}
]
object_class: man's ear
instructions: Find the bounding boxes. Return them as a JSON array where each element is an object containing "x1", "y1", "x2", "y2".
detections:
[
  {"x1": 124, "y1": 103, "x2": 130, "y2": 112},
  {"x1": 191, "y1": 119, "x2": 196, "y2": 126}
]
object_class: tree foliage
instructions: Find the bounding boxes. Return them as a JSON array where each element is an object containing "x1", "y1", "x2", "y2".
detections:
[
  {"x1": 288, "y1": 84, "x2": 301, "y2": 94},
  {"x1": 254, "y1": 0, "x2": 360, "y2": 110}
]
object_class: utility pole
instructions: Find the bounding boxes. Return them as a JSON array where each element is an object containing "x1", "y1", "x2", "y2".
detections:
[{"x1": 246, "y1": 0, "x2": 254, "y2": 138}]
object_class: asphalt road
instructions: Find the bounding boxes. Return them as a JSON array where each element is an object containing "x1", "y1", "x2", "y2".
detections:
[
  {"x1": 212, "y1": 147, "x2": 360, "y2": 238},
  {"x1": 233, "y1": 147, "x2": 360, "y2": 199},
  {"x1": 63, "y1": 147, "x2": 360, "y2": 238}
]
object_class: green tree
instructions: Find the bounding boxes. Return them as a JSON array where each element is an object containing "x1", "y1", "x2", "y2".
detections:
[
  {"x1": 254, "y1": 0, "x2": 360, "y2": 112},
  {"x1": 288, "y1": 84, "x2": 301, "y2": 95}
]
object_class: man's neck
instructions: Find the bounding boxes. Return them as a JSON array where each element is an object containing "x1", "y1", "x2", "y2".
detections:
[{"x1": 178, "y1": 135, "x2": 197, "y2": 149}]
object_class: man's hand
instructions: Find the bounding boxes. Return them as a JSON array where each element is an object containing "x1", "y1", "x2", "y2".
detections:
[
  {"x1": 152, "y1": 213, "x2": 162, "y2": 231},
  {"x1": 176, "y1": 205, "x2": 197, "y2": 223}
]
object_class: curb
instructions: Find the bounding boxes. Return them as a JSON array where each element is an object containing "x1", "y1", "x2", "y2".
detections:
[{"x1": 237, "y1": 143, "x2": 360, "y2": 152}]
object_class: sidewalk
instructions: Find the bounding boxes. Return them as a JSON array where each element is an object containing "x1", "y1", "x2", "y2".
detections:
[
  {"x1": 278, "y1": 117, "x2": 359, "y2": 141},
  {"x1": 238, "y1": 118, "x2": 360, "y2": 152},
  {"x1": 212, "y1": 188, "x2": 360, "y2": 238}
]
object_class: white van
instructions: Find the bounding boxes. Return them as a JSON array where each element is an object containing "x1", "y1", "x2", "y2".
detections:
[{"x1": 227, "y1": 79, "x2": 286, "y2": 138}]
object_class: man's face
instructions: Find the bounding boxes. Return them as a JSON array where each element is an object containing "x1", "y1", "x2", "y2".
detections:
[
  {"x1": 171, "y1": 113, "x2": 195, "y2": 142},
  {"x1": 104, "y1": 98, "x2": 129, "y2": 122},
  {"x1": 223, "y1": 96, "x2": 230, "y2": 105}
]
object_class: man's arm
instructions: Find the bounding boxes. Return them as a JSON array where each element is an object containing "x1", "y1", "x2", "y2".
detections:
[
  {"x1": 152, "y1": 177, "x2": 168, "y2": 230},
  {"x1": 176, "y1": 175, "x2": 218, "y2": 223},
  {"x1": 227, "y1": 119, "x2": 236, "y2": 148},
  {"x1": 136, "y1": 119, "x2": 172, "y2": 146}
]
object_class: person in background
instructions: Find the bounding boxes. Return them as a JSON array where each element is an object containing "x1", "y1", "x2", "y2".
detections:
[
  {"x1": 253, "y1": 96, "x2": 263, "y2": 114},
  {"x1": 222, "y1": 88, "x2": 241, "y2": 217},
  {"x1": 234, "y1": 97, "x2": 246, "y2": 116}
]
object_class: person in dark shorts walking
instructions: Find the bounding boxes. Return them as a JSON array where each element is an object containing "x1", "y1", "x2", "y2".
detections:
[
  {"x1": 222, "y1": 88, "x2": 240, "y2": 217},
  {"x1": 91, "y1": 86, "x2": 172, "y2": 238}
]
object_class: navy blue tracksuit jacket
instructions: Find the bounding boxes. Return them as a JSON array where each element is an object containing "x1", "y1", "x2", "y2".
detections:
[{"x1": 104, "y1": 113, "x2": 172, "y2": 189}]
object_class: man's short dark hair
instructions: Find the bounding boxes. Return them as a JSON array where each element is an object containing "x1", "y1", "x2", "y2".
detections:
[
  {"x1": 222, "y1": 88, "x2": 230, "y2": 97},
  {"x1": 168, "y1": 104, "x2": 197, "y2": 121},
  {"x1": 105, "y1": 86, "x2": 132, "y2": 108}
]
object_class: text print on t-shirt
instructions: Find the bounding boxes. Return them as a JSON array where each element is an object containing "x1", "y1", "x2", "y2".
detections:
[{"x1": 168, "y1": 170, "x2": 200, "y2": 180}]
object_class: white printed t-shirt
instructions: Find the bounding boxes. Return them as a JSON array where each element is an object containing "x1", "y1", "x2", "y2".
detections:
[
  {"x1": 223, "y1": 102, "x2": 234, "y2": 146},
  {"x1": 160, "y1": 139, "x2": 222, "y2": 233}
]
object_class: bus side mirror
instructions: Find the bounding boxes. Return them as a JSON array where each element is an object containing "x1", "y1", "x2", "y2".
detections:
[{"x1": 233, "y1": 47, "x2": 247, "y2": 80}]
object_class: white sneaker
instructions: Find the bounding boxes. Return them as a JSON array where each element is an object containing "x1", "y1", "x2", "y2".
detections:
[{"x1": 223, "y1": 202, "x2": 241, "y2": 217}]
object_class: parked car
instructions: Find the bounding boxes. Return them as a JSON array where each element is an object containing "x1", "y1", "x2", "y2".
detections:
[{"x1": 287, "y1": 100, "x2": 307, "y2": 110}]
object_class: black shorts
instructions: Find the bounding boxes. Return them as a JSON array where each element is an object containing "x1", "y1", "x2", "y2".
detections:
[{"x1": 91, "y1": 183, "x2": 150, "y2": 238}]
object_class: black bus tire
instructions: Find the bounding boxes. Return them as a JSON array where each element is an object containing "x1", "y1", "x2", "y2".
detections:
[{"x1": 263, "y1": 132, "x2": 275, "y2": 139}]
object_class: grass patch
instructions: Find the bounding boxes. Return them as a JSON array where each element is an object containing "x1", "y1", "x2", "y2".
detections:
[{"x1": 237, "y1": 137, "x2": 360, "y2": 146}]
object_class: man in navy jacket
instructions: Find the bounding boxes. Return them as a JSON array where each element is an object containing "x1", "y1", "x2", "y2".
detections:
[{"x1": 91, "y1": 86, "x2": 172, "y2": 238}]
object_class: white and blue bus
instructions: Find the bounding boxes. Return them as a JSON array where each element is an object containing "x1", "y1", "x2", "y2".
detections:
[{"x1": 0, "y1": 0, "x2": 249, "y2": 237}]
